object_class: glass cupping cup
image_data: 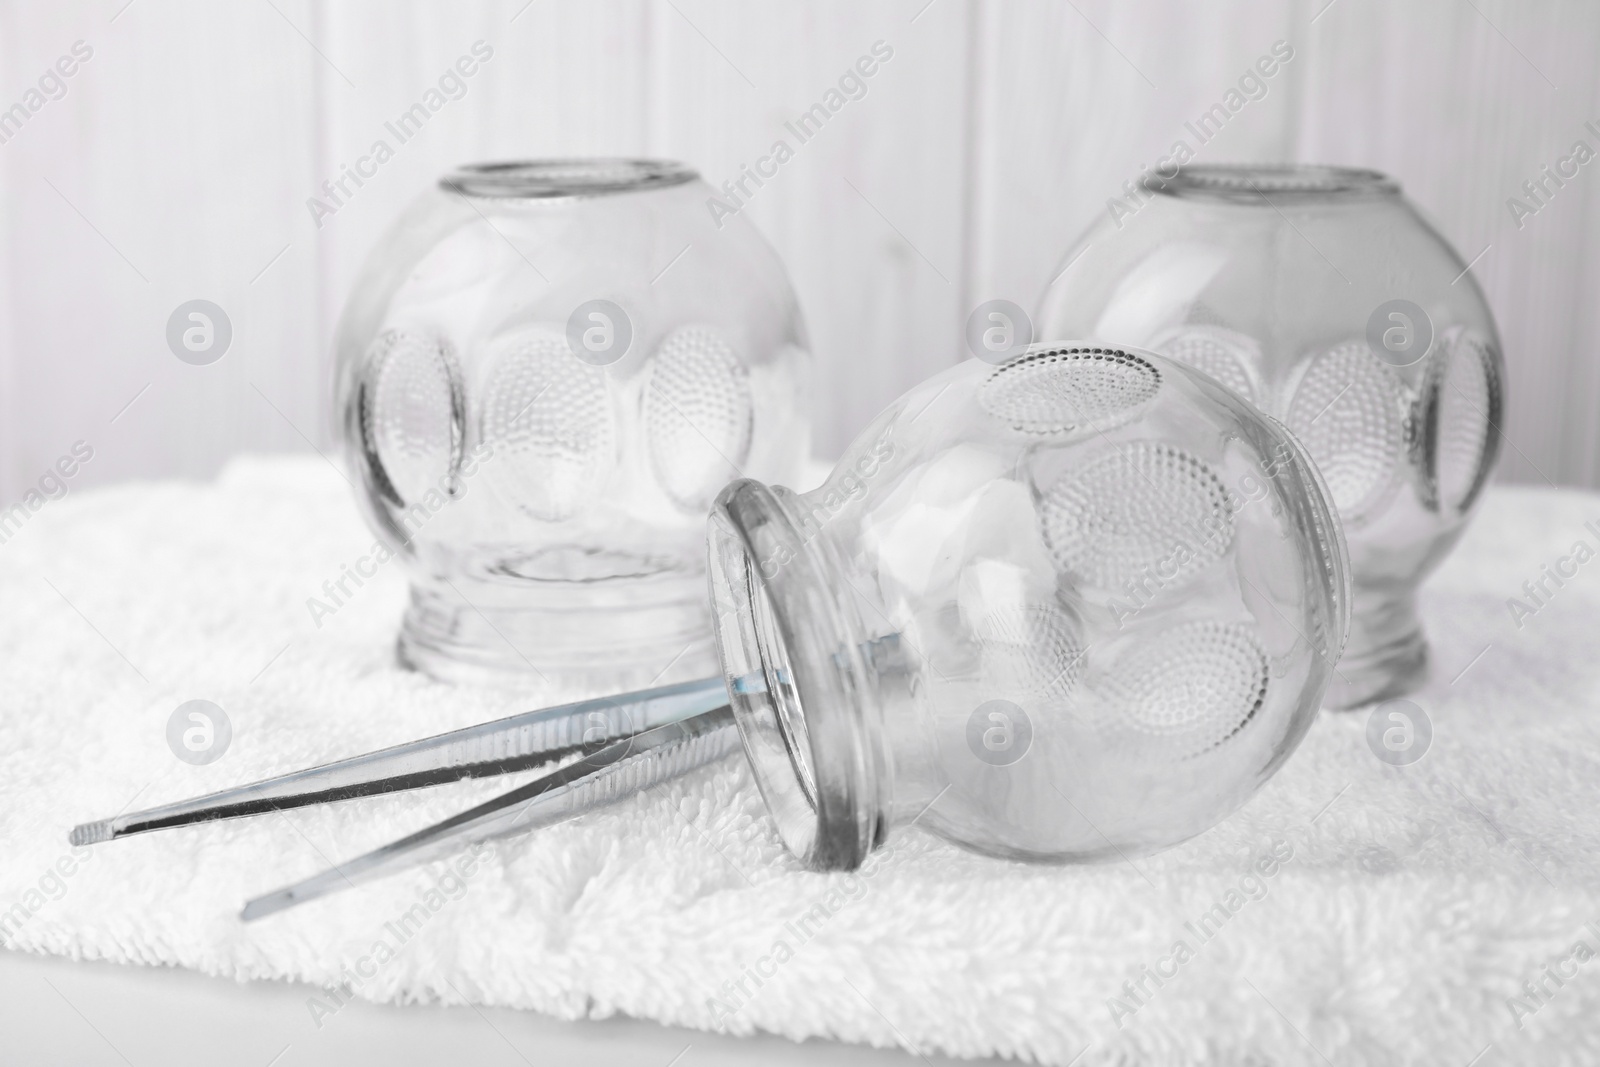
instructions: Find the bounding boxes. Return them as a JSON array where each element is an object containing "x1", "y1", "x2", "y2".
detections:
[
  {"x1": 707, "y1": 344, "x2": 1349, "y2": 870},
  {"x1": 1038, "y1": 164, "x2": 1503, "y2": 708},
  {"x1": 334, "y1": 160, "x2": 811, "y2": 691}
]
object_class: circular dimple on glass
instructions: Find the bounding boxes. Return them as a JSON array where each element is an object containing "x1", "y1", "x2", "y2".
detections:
[
  {"x1": 977, "y1": 346, "x2": 1161, "y2": 436},
  {"x1": 1150, "y1": 324, "x2": 1261, "y2": 404},
  {"x1": 358, "y1": 328, "x2": 464, "y2": 508},
  {"x1": 643, "y1": 325, "x2": 753, "y2": 511},
  {"x1": 1094, "y1": 622, "x2": 1269, "y2": 761},
  {"x1": 976, "y1": 604, "x2": 1082, "y2": 700},
  {"x1": 481, "y1": 329, "x2": 615, "y2": 522},
  {"x1": 1425, "y1": 329, "x2": 1499, "y2": 515},
  {"x1": 1284, "y1": 341, "x2": 1404, "y2": 524},
  {"x1": 1040, "y1": 441, "x2": 1233, "y2": 593}
]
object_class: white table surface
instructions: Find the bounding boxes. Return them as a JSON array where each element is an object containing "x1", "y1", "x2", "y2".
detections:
[{"x1": 0, "y1": 949, "x2": 1003, "y2": 1066}]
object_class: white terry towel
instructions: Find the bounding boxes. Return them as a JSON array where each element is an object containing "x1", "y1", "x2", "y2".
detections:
[{"x1": 1, "y1": 456, "x2": 1598, "y2": 1066}]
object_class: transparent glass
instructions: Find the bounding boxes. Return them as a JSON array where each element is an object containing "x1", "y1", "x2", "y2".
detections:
[
  {"x1": 334, "y1": 160, "x2": 811, "y2": 691},
  {"x1": 82, "y1": 343, "x2": 1349, "y2": 899},
  {"x1": 1038, "y1": 164, "x2": 1503, "y2": 708},
  {"x1": 708, "y1": 344, "x2": 1350, "y2": 869}
]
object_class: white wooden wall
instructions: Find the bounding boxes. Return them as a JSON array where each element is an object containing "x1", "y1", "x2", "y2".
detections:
[{"x1": 1, "y1": 0, "x2": 1596, "y2": 500}]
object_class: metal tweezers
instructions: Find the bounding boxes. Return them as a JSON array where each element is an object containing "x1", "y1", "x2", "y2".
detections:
[{"x1": 69, "y1": 677, "x2": 743, "y2": 921}]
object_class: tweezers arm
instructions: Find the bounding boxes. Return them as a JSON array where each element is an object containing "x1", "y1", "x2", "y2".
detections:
[
  {"x1": 241, "y1": 705, "x2": 741, "y2": 920},
  {"x1": 69, "y1": 676, "x2": 728, "y2": 845}
]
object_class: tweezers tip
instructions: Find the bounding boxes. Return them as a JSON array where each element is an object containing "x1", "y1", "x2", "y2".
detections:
[
  {"x1": 239, "y1": 893, "x2": 290, "y2": 923},
  {"x1": 69, "y1": 820, "x2": 115, "y2": 846}
]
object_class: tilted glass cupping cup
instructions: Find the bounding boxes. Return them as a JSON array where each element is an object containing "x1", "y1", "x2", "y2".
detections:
[
  {"x1": 708, "y1": 345, "x2": 1349, "y2": 867},
  {"x1": 1039, "y1": 164, "x2": 1504, "y2": 708},
  {"x1": 76, "y1": 345, "x2": 1348, "y2": 911},
  {"x1": 334, "y1": 159, "x2": 810, "y2": 690}
]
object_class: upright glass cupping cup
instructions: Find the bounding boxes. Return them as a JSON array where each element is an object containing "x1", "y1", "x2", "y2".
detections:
[
  {"x1": 708, "y1": 344, "x2": 1349, "y2": 869},
  {"x1": 334, "y1": 160, "x2": 810, "y2": 691},
  {"x1": 1038, "y1": 164, "x2": 1503, "y2": 708}
]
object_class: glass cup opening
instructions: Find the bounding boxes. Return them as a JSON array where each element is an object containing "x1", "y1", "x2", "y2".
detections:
[
  {"x1": 708, "y1": 479, "x2": 886, "y2": 871},
  {"x1": 440, "y1": 158, "x2": 698, "y2": 199},
  {"x1": 1147, "y1": 163, "x2": 1401, "y2": 202}
]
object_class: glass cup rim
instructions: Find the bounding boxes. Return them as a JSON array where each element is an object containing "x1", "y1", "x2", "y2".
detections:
[
  {"x1": 708, "y1": 478, "x2": 887, "y2": 871},
  {"x1": 1145, "y1": 163, "x2": 1401, "y2": 202},
  {"x1": 440, "y1": 158, "x2": 699, "y2": 199}
]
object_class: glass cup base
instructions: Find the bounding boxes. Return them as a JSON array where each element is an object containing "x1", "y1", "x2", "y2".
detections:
[
  {"x1": 396, "y1": 579, "x2": 718, "y2": 695},
  {"x1": 1324, "y1": 623, "x2": 1429, "y2": 709}
]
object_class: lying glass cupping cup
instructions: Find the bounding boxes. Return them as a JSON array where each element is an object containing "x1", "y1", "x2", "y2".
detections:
[
  {"x1": 334, "y1": 159, "x2": 811, "y2": 690},
  {"x1": 707, "y1": 344, "x2": 1349, "y2": 868},
  {"x1": 1038, "y1": 164, "x2": 1503, "y2": 708},
  {"x1": 76, "y1": 344, "x2": 1350, "y2": 911}
]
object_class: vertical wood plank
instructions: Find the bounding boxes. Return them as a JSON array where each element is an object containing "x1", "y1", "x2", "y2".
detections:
[
  {"x1": 966, "y1": 0, "x2": 1302, "y2": 348},
  {"x1": 646, "y1": 0, "x2": 973, "y2": 459},
  {"x1": 3, "y1": 0, "x2": 1597, "y2": 495},
  {"x1": 1296, "y1": 0, "x2": 1600, "y2": 487},
  {"x1": 0, "y1": 0, "x2": 322, "y2": 496},
  {"x1": 314, "y1": 0, "x2": 654, "y2": 360}
]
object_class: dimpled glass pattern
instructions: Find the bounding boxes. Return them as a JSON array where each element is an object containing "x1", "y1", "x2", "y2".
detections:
[
  {"x1": 1093, "y1": 620, "x2": 1270, "y2": 761},
  {"x1": 706, "y1": 343, "x2": 1348, "y2": 869},
  {"x1": 335, "y1": 160, "x2": 811, "y2": 691},
  {"x1": 1040, "y1": 439, "x2": 1234, "y2": 592},
  {"x1": 1039, "y1": 164, "x2": 1504, "y2": 708},
  {"x1": 359, "y1": 329, "x2": 464, "y2": 508},
  {"x1": 644, "y1": 324, "x2": 754, "y2": 511},
  {"x1": 977, "y1": 346, "x2": 1161, "y2": 434},
  {"x1": 479, "y1": 329, "x2": 617, "y2": 523}
]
